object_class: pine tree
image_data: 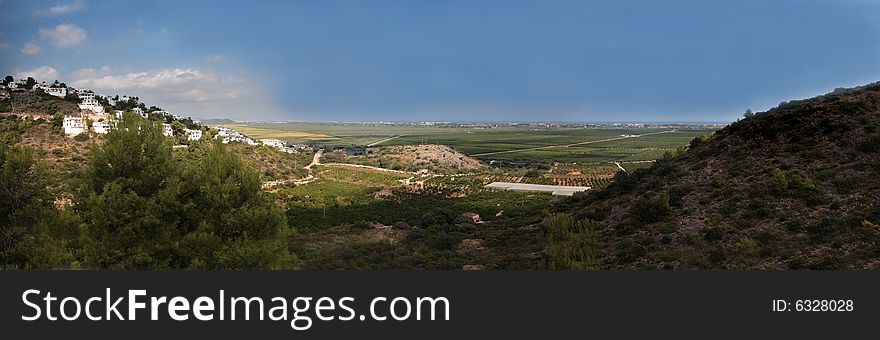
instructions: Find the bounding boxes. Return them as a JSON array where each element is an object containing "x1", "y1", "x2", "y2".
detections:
[{"x1": 76, "y1": 113, "x2": 295, "y2": 269}]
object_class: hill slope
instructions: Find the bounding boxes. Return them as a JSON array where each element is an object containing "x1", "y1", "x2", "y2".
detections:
[{"x1": 556, "y1": 84, "x2": 880, "y2": 269}]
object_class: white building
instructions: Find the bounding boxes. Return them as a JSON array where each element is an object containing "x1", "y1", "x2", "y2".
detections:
[
  {"x1": 261, "y1": 139, "x2": 286, "y2": 149},
  {"x1": 212, "y1": 126, "x2": 259, "y2": 144},
  {"x1": 215, "y1": 126, "x2": 235, "y2": 136},
  {"x1": 92, "y1": 121, "x2": 112, "y2": 134},
  {"x1": 78, "y1": 91, "x2": 95, "y2": 100},
  {"x1": 63, "y1": 117, "x2": 85, "y2": 135},
  {"x1": 37, "y1": 82, "x2": 68, "y2": 98},
  {"x1": 162, "y1": 124, "x2": 174, "y2": 137},
  {"x1": 289, "y1": 144, "x2": 312, "y2": 152},
  {"x1": 44, "y1": 87, "x2": 67, "y2": 98},
  {"x1": 184, "y1": 129, "x2": 202, "y2": 141},
  {"x1": 132, "y1": 107, "x2": 145, "y2": 117},
  {"x1": 114, "y1": 110, "x2": 124, "y2": 119},
  {"x1": 79, "y1": 98, "x2": 106, "y2": 114}
]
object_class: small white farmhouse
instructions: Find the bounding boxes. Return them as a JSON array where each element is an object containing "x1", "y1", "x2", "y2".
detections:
[{"x1": 63, "y1": 117, "x2": 85, "y2": 135}]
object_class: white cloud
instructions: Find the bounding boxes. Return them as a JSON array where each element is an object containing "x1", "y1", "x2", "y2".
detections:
[
  {"x1": 38, "y1": 23, "x2": 87, "y2": 48},
  {"x1": 68, "y1": 66, "x2": 110, "y2": 80},
  {"x1": 71, "y1": 68, "x2": 231, "y2": 90},
  {"x1": 15, "y1": 66, "x2": 60, "y2": 81},
  {"x1": 33, "y1": 0, "x2": 86, "y2": 17},
  {"x1": 129, "y1": 18, "x2": 144, "y2": 34},
  {"x1": 20, "y1": 43, "x2": 42, "y2": 55},
  {"x1": 205, "y1": 54, "x2": 225, "y2": 62},
  {"x1": 68, "y1": 67, "x2": 281, "y2": 119}
]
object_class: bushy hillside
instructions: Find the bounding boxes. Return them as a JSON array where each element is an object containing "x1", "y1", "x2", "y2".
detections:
[
  {"x1": 321, "y1": 144, "x2": 488, "y2": 174},
  {"x1": 555, "y1": 84, "x2": 880, "y2": 269},
  {"x1": 0, "y1": 91, "x2": 80, "y2": 116},
  {"x1": 224, "y1": 143, "x2": 313, "y2": 181}
]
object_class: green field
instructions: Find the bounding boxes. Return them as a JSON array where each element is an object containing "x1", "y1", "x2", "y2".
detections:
[{"x1": 224, "y1": 123, "x2": 713, "y2": 163}]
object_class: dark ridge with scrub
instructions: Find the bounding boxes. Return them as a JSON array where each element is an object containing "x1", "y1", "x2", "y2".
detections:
[{"x1": 553, "y1": 83, "x2": 880, "y2": 269}]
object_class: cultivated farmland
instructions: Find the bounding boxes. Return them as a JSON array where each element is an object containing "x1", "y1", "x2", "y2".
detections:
[{"x1": 225, "y1": 122, "x2": 712, "y2": 164}]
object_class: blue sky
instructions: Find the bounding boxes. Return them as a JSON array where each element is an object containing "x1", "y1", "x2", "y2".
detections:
[{"x1": 2, "y1": 0, "x2": 880, "y2": 122}]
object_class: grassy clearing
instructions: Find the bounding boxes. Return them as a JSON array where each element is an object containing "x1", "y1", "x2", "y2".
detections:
[{"x1": 279, "y1": 180, "x2": 379, "y2": 209}]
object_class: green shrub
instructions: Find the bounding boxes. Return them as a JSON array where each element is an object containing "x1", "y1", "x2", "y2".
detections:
[
  {"x1": 710, "y1": 174, "x2": 725, "y2": 188},
  {"x1": 632, "y1": 190, "x2": 671, "y2": 224},
  {"x1": 789, "y1": 174, "x2": 823, "y2": 205},
  {"x1": 736, "y1": 237, "x2": 760, "y2": 257},
  {"x1": 73, "y1": 132, "x2": 89, "y2": 142},
  {"x1": 770, "y1": 168, "x2": 788, "y2": 195},
  {"x1": 863, "y1": 220, "x2": 880, "y2": 241},
  {"x1": 703, "y1": 227, "x2": 726, "y2": 242},
  {"x1": 523, "y1": 169, "x2": 542, "y2": 178},
  {"x1": 545, "y1": 213, "x2": 602, "y2": 269}
]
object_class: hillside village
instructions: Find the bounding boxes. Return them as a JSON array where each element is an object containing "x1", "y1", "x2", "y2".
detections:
[{"x1": 0, "y1": 75, "x2": 310, "y2": 154}]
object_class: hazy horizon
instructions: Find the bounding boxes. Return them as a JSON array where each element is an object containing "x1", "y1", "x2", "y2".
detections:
[{"x1": 3, "y1": 0, "x2": 880, "y2": 122}]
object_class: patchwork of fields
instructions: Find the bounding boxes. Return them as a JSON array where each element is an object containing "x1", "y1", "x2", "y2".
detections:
[
  {"x1": 238, "y1": 123, "x2": 720, "y2": 269},
  {"x1": 226, "y1": 122, "x2": 713, "y2": 163}
]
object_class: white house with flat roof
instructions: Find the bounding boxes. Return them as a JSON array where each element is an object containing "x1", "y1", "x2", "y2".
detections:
[
  {"x1": 41, "y1": 86, "x2": 67, "y2": 98},
  {"x1": 78, "y1": 91, "x2": 95, "y2": 100},
  {"x1": 162, "y1": 124, "x2": 174, "y2": 137},
  {"x1": 261, "y1": 139, "x2": 286, "y2": 149},
  {"x1": 63, "y1": 116, "x2": 85, "y2": 135},
  {"x1": 92, "y1": 121, "x2": 112, "y2": 134},
  {"x1": 185, "y1": 129, "x2": 202, "y2": 141},
  {"x1": 215, "y1": 126, "x2": 235, "y2": 136},
  {"x1": 79, "y1": 98, "x2": 105, "y2": 114}
]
